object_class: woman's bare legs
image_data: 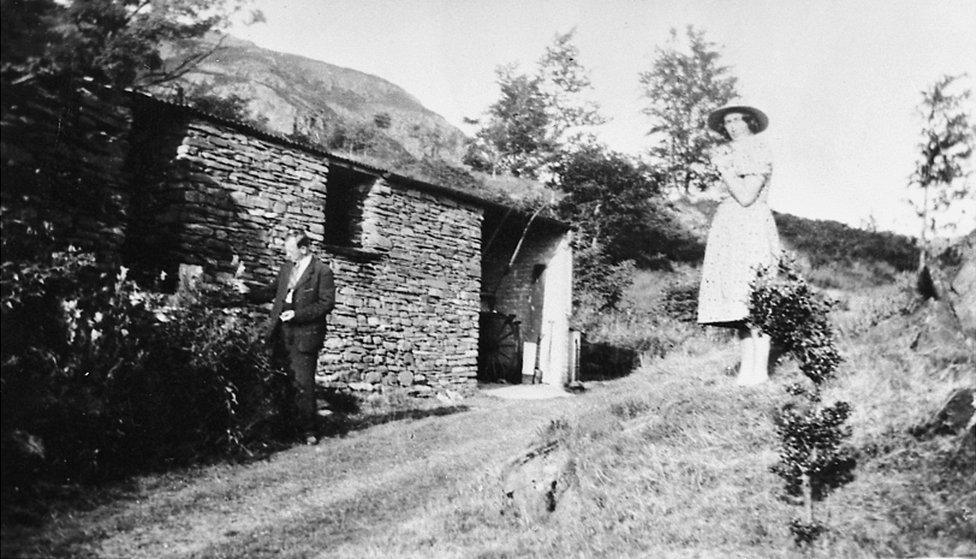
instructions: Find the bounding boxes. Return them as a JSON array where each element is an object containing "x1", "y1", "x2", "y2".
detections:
[
  {"x1": 752, "y1": 330, "x2": 771, "y2": 382},
  {"x1": 737, "y1": 326, "x2": 769, "y2": 385},
  {"x1": 737, "y1": 326, "x2": 755, "y2": 384}
]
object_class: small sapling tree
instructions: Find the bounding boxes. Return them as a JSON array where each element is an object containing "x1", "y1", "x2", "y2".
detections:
[
  {"x1": 909, "y1": 74, "x2": 975, "y2": 297},
  {"x1": 750, "y1": 256, "x2": 856, "y2": 546}
]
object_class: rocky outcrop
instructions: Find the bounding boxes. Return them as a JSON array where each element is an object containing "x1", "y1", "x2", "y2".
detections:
[
  {"x1": 909, "y1": 231, "x2": 976, "y2": 360},
  {"x1": 500, "y1": 442, "x2": 576, "y2": 524},
  {"x1": 942, "y1": 230, "x2": 976, "y2": 337},
  {"x1": 911, "y1": 387, "x2": 976, "y2": 462}
]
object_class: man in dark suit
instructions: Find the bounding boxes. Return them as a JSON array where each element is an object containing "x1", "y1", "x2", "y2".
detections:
[{"x1": 259, "y1": 232, "x2": 336, "y2": 444}]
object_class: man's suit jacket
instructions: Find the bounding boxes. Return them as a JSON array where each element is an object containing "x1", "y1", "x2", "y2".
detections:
[{"x1": 267, "y1": 257, "x2": 336, "y2": 353}]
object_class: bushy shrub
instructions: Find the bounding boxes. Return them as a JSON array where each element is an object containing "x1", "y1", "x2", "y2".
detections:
[
  {"x1": 750, "y1": 257, "x2": 841, "y2": 386},
  {"x1": 1, "y1": 247, "x2": 291, "y2": 494},
  {"x1": 573, "y1": 268, "x2": 703, "y2": 379},
  {"x1": 573, "y1": 242, "x2": 637, "y2": 311},
  {"x1": 662, "y1": 282, "x2": 699, "y2": 323},
  {"x1": 750, "y1": 256, "x2": 856, "y2": 546},
  {"x1": 771, "y1": 401, "x2": 857, "y2": 501}
]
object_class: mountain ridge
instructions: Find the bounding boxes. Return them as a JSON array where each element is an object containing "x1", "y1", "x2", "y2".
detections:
[{"x1": 158, "y1": 33, "x2": 467, "y2": 164}]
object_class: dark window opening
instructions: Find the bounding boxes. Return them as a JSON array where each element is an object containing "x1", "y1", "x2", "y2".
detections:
[{"x1": 324, "y1": 164, "x2": 374, "y2": 247}]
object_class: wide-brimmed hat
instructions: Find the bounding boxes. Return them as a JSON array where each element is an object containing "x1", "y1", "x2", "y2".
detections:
[{"x1": 707, "y1": 103, "x2": 769, "y2": 134}]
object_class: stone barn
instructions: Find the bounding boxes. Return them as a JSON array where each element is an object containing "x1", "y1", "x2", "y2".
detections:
[{"x1": 116, "y1": 92, "x2": 574, "y2": 394}]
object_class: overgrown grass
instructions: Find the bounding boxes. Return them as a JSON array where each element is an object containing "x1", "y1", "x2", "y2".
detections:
[
  {"x1": 421, "y1": 274, "x2": 973, "y2": 557},
  {"x1": 423, "y1": 343, "x2": 796, "y2": 557},
  {"x1": 2, "y1": 271, "x2": 971, "y2": 558},
  {"x1": 576, "y1": 266, "x2": 718, "y2": 364},
  {"x1": 808, "y1": 278, "x2": 976, "y2": 556}
]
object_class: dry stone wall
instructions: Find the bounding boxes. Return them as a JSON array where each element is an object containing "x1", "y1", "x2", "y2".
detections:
[
  {"x1": 324, "y1": 180, "x2": 482, "y2": 392},
  {"x1": 132, "y1": 105, "x2": 483, "y2": 392},
  {"x1": 164, "y1": 119, "x2": 330, "y2": 281}
]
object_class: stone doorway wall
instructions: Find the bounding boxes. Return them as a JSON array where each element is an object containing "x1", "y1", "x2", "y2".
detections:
[{"x1": 479, "y1": 208, "x2": 572, "y2": 385}]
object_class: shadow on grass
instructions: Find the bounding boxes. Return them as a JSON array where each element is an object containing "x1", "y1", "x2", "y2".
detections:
[
  {"x1": 311, "y1": 387, "x2": 471, "y2": 438},
  {"x1": 317, "y1": 404, "x2": 471, "y2": 439},
  {"x1": 0, "y1": 398, "x2": 470, "y2": 531}
]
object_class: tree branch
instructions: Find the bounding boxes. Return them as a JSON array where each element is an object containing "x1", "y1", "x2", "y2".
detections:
[{"x1": 136, "y1": 35, "x2": 228, "y2": 89}]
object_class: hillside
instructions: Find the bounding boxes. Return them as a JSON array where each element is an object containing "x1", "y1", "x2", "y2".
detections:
[{"x1": 157, "y1": 34, "x2": 468, "y2": 165}]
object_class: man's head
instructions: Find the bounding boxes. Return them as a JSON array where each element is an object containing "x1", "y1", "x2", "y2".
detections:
[{"x1": 284, "y1": 232, "x2": 312, "y2": 263}]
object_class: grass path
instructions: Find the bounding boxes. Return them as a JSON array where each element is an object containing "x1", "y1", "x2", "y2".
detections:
[{"x1": 4, "y1": 380, "x2": 614, "y2": 558}]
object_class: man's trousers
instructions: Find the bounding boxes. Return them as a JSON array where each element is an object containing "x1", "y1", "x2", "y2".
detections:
[{"x1": 277, "y1": 332, "x2": 319, "y2": 433}]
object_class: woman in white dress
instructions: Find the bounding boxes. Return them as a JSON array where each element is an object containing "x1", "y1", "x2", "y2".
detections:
[{"x1": 697, "y1": 103, "x2": 781, "y2": 385}]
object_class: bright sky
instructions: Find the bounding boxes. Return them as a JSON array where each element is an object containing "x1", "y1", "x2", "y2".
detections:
[{"x1": 229, "y1": 0, "x2": 976, "y2": 237}]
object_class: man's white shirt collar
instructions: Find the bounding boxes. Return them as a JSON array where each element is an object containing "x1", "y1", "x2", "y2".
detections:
[
  {"x1": 292, "y1": 254, "x2": 313, "y2": 282},
  {"x1": 285, "y1": 255, "x2": 313, "y2": 304}
]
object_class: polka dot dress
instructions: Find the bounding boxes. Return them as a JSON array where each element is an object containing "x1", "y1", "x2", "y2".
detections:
[{"x1": 697, "y1": 136, "x2": 781, "y2": 325}]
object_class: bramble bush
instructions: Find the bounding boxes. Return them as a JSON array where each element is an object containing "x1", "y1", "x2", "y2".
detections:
[
  {"x1": 1, "y1": 243, "x2": 292, "y2": 497},
  {"x1": 750, "y1": 256, "x2": 856, "y2": 546}
]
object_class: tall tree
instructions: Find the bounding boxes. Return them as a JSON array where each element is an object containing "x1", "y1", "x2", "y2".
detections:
[
  {"x1": 537, "y1": 29, "x2": 605, "y2": 148},
  {"x1": 464, "y1": 30, "x2": 603, "y2": 179},
  {"x1": 910, "y1": 74, "x2": 975, "y2": 270},
  {"x1": 464, "y1": 66, "x2": 552, "y2": 178},
  {"x1": 553, "y1": 143, "x2": 660, "y2": 259},
  {"x1": 1, "y1": 0, "x2": 257, "y2": 89},
  {"x1": 639, "y1": 26, "x2": 738, "y2": 195}
]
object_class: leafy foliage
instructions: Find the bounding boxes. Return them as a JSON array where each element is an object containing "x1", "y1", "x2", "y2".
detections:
[
  {"x1": 1, "y1": 244, "x2": 292, "y2": 492},
  {"x1": 572, "y1": 242, "x2": 637, "y2": 312},
  {"x1": 464, "y1": 30, "x2": 603, "y2": 179},
  {"x1": 639, "y1": 26, "x2": 738, "y2": 194},
  {"x1": 772, "y1": 401, "x2": 856, "y2": 501},
  {"x1": 750, "y1": 258, "x2": 842, "y2": 386},
  {"x1": 662, "y1": 282, "x2": 699, "y2": 323},
  {"x1": 775, "y1": 212, "x2": 919, "y2": 274},
  {"x1": 573, "y1": 268, "x2": 705, "y2": 382},
  {"x1": 788, "y1": 518, "x2": 827, "y2": 547},
  {"x1": 463, "y1": 68, "x2": 553, "y2": 178},
  {"x1": 182, "y1": 85, "x2": 268, "y2": 130},
  {"x1": 909, "y1": 74, "x2": 975, "y2": 261},
  {"x1": 552, "y1": 144, "x2": 664, "y2": 263},
  {"x1": 409, "y1": 124, "x2": 457, "y2": 160},
  {"x1": 1, "y1": 0, "x2": 255, "y2": 89},
  {"x1": 549, "y1": 140, "x2": 702, "y2": 321},
  {"x1": 749, "y1": 256, "x2": 855, "y2": 546}
]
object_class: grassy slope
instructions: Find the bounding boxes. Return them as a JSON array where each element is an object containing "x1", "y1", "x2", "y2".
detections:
[{"x1": 3, "y1": 275, "x2": 973, "y2": 558}]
